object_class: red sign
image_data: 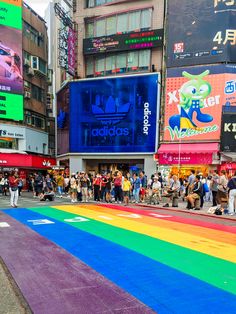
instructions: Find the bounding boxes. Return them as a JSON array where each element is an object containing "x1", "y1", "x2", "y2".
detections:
[
  {"x1": 0, "y1": 153, "x2": 56, "y2": 168},
  {"x1": 159, "y1": 153, "x2": 213, "y2": 165}
]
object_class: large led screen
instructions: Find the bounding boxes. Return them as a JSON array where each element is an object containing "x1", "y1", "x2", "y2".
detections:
[
  {"x1": 69, "y1": 74, "x2": 159, "y2": 153},
  {"x1": 0, "y1": 0, "x2": 23, "y2": 120},
  {"x1": 167, "y1": 0, "x2": 236, "y2": 67}
]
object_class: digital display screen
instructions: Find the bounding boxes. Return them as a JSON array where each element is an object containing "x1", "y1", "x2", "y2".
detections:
[
  {"x1": 167, "y1": 0, "x2": 236, "y2": 67},
  {"x1": 83, "y1": 29, "x2": 163, "y2": 55},
  {"x1": 221, "y1": 113, "x2": 236, "y2": 152},
  {"x1": 0, "y1": 91, "x2": 23, "y2": 120},
  {"x1": 69, "y1": 74, "x2": 159, "y2": 153},
  {"x1": 0, "y1": 0, "x2": 23, "y2": 120}
]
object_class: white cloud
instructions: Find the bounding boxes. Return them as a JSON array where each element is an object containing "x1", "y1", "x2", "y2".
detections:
[{"x1": 24, "y1": 0, "x2": 51, "y2": 18}]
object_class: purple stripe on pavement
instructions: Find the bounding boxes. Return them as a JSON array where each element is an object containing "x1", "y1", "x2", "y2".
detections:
[{"x1": 0, "y1": 213, "x2": 154, "y2": 314}]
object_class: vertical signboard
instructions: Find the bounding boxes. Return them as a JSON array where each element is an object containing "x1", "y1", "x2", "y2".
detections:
[
  {"x1": 67, "y1": 28, "x2": 76, "y2": 76},
  {"x1": 221, "y1": 114, "x2": 236, "y2": 152},
  {"x1": 167, "y1": 0, "x2": 236, "y2": 67},
  {"x1": 0, "y1": 0, "x2": 23, "y2": 120}
]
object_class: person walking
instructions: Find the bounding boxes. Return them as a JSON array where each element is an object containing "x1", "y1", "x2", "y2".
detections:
[
  {"x1": 80, "y1": 171, "x2": 89, "y2": 202},
  {"x1": 211, "y1": 171, "x2": 219, "y2": 207},
  {"x1": 227, "y1": 171, "x2": 236, "y2": 216},
  {"x1": 132, "y1": 173, "x2": 141, "y2": 204},
  {"x1": 122, "y1": 175, "x2": 131, "y2": 206},
  {"x1": 70, "y1": 174, "x2": 78, "y2": 203},
  {"x1": 9, "y1": 170, "x2": 20, "y2": 208}
]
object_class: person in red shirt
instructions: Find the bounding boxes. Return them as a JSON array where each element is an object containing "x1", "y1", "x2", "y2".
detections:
[
  {"x1": 9, "y1": 170, "x2": 20, "y2": 207},
  {"x1": 93, "y1": 173, "x2": 102, "y2": 201},
  {"x1": 113, "y1": 171, "x2": 123, "y2": 203}
]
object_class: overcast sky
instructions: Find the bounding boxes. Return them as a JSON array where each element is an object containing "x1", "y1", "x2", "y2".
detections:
[{"x1": 24, "y1": 0, "x2": 51, "y2": 18}]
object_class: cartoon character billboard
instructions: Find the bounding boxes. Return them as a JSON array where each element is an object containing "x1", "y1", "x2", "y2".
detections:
[
  {"x1": 164, "y1": 64, "x2": 236, "y2": 142},
  {"x1": 69, "y1": 74, "x2": 159, "y2": 153},
  {"x1": 167, "y1": 0, "x2": 236, "y2": 67}
]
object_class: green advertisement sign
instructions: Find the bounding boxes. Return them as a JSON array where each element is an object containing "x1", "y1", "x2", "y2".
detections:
[
  {"x1": 0, "y1": 92, "x2": 23, "y2": 120},
  {"x1": 0, "y1": 1, "x2": 22, "y2": 29}
]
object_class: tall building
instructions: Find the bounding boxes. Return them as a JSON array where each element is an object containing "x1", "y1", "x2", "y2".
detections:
[
  {"x1": 0, "y1": 1, "x2": 56, "y2": 175},
  {"x1": 158, "y1": 0, "x2": 236, "y2": 178},
  {"x1": 56, "y1": 0, "x2": 165, "y2": 177}
]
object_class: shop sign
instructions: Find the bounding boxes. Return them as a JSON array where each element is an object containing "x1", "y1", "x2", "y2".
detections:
[
  {"x1": 164, "y1": 64, "x2": 236, "y2": 142},
  {"x1": 221, "y1": 113, "x2": 236, "y2": 152},
  {"x1": 0, "y1": 124, "x2": 25, "y2": 138},
  {"x1": 0, "y1": 153, "x2": 56, "y2": 168},
  {"x1": 159, "y1": 153, "x2": 213, "y2": 165},
  {"x1": 83, "y1": 29, "x2": 163, "y2": 55}
]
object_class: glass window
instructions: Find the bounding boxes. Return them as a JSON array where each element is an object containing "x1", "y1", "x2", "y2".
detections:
[
  {"x1": 85, "y1": 22, "x2": 94, "y2": 38},
  {"x1": 127, "y1": 51, "x2": 138, "y2": 72},
  {"x1": 116, "y1": 53, "x2": 126, "y2": 73},
  {"x1": 86, "y1": 57, "x2": 94, "y2": 77},
  {"x1": 106, "y1": 16, "x2": 116, "y2": 35},
  {"x1": 117, "y1": 14, "x2": 127, "y2": 33},
  {"x1": 96, "y1": 0, "x2": 106, "y2": 6},
  {"x1": 105, "y1": 55, "x2": 116, "y2": 75},
  {"x1": 39, "y1": 58, "x2": 47, "y2": 74},
  {"x1": 139, "y1": 49, "x2": 151, "y2": 70},
  {"x1": 87, "y1": 0, "x2": 95, "y2": 7},
  {"x1": 141, "y1": 9, "x2": 152, "y2": 29},
  {"x1": 96, "y1": 19, "x2": 106, "y2": 37},
  {"x1": 129, "y1": 11, "x2": 140, "y2": 32},
  {"x1": 95, "y1": 57, "x2": 105, "y2": 76}
]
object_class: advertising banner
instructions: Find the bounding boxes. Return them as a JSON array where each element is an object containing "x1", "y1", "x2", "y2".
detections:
[
  {"x1": 164, "y1": 64, "x2": 236, "y2": 143},
  {"x1": 221, "y1": 114, "x2": 236, "y2": 152},
  {"x1": 0, "y1": 0, "x2": 23, "y2": 121},
  {"x1": 83, "y1": 29, "x2": 163, "y2": 55},
  {"x1": 69, "y1": 74, "x2": 159, "y2": 153},
  {"x1": 68, "y1": 28, "x2": 76, "y2": 76},
  {"x1": 167, "y1": 0, "x2": 236, "y2": 67}
]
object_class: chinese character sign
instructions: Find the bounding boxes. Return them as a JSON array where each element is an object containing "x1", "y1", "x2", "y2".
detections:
[
  {"x1": 58, "y1": 26, "x2": 69, "y2": 70},
  {"x1": 67, "y1": 28, "x2": 76, "y2": 76},
  {"x1": 167, "y1": 0, "x2": 236, "y2": 67},
  {"x1": 164, "y1": 65, "x2": 236, "y2": 142}
]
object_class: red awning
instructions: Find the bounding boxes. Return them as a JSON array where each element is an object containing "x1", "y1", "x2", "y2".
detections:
[
  {"x1": 158, "y1": 143, "x2": 219, "y2": 154},
  {"x1": 0, "y1": 153, "x2": 56, "y2": 169}
]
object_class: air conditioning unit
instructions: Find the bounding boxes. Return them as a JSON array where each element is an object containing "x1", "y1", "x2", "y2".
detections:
[
  {"x1": 27, "y1": 67, "x2": 35, "y2": 76},
  {"x1": 24, "y1": 58, "x2": 30, "y2": 67},
  {"x1": 30, "y1": 56, "x2": 39, "y2": 71},
  {"x1": 24, "y1": 91, "x2": 31, "y2": 99}
]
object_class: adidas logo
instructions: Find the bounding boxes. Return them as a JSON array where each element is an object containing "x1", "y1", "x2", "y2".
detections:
[{"x1": 92, "y1": 95, "x2": 130, "y2": 125}]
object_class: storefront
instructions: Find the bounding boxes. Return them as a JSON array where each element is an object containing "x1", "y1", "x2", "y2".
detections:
[
  {"x1": 157, "y1": 143, "x2": 220, "y2": 177},
  {"x1": 0, "y1": 153, "x2": 56, "y2": 184}
]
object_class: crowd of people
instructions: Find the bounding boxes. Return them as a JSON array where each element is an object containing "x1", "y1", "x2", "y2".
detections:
[{"x1": 0, "y1": 169, "x2": 236, "y2": 215}]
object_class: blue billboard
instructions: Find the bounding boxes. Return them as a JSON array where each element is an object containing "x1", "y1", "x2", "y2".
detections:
[{"x1": 69, "y1": 74, "x2": 159, "y2": 153}]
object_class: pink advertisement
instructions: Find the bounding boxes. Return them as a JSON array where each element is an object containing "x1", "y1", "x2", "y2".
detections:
[
  {"x1": 68, "y1": 28, "x2": 76, "y2": 76},
  {"x1": 159, "y1": 152, "x2": 213, "y2": 165}
]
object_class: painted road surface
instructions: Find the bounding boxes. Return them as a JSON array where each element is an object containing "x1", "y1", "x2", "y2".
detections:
[{"x1": 0, "y1": 204, "x2": 236, "y2": 314}]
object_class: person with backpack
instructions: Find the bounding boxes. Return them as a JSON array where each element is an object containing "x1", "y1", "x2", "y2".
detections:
[
  {"x1": 186, "y1": 175, "x2": 202, "y2": 210},
  {"x1": 227, "y1": 171, "x2": 236, "y2": 216}
]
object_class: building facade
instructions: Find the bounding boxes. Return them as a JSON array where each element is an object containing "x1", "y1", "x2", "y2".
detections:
[
  {"x1": 0, "y1": 2, "x2": 56, "y2": 174},
  {"x1": 56, "y1": 0, "x2": 165, "y2": 177}
]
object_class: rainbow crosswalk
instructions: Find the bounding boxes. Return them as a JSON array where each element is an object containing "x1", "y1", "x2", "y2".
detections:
[{"x1": 2, "y1": 204, "x2": 236, "y2": 313}]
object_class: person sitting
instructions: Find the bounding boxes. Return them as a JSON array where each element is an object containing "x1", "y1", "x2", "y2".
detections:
[
  {"x1": 186, "y1": 175, "x2": 202, "y2": 210},
  {"x1": 148, "y1": 176, "x2": 161, "y2": 205},
  {"x1": 40, "y1": 187, "x2": 55, "y2": 201},
  {"x1": 163, "y1": 175, "x2": 180, "y2": 207}
]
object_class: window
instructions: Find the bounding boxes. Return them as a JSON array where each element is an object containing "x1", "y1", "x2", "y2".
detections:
[
  {"x1": 85, "y1": 9, "x2": 152, "y2": 38},
  {"x1": 85, "y1": 22, "x2": 94, "y2": 38},
  {"x1": 129, "y1": 11, "x2": 140, "y2": 32},
  {"x1": 106, "y1": 16, "x2": 116, "y2": 35},
  {"x1": 31, "y1": 115, "x2": 45, "y2": 129},
  {"x1": 117, "y1": 14, "x2": 127, "y2": 33},
  {"x1": 105, "y1": 55, "x2": 116, "y2": 75},
  {"x1": 95, "y1": 57, "x2": 105, "y2": 75},
  {"x1": 86, "y1": 50, "x2": 151, "y2": 77},
  {"x1": 31, "y1": 84, "x2": 45, "y2": 103},
  {"x1": 141, "y1": 9, "x2": 152, "y2": 29},
  {"x1": 23, "y1": 22, "x2": 44, "y2": 46},
  {"x1": 86, "y1": 0, "x2": 116, "y2": 8},
  {"x1": 96, "y1": 19, "x2": 106, "y2": 37},
  {"x1": 127, "y1": 52, "x2": 138, "y2": 72}
]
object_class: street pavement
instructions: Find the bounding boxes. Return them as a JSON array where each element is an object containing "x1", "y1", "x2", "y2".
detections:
[{"x1": 0, "y1": 200, "x2": 236, "y2": 313}]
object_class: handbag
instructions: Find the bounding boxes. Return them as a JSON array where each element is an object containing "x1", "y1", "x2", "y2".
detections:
[
  {"x1": 10, "y1": 187, "x2": 18, "y2": 191},
  {"x1": 203, "y1": 183, "x2": 209, "y2": 193}
]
